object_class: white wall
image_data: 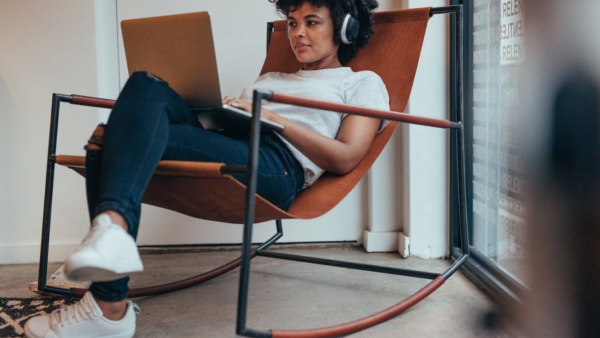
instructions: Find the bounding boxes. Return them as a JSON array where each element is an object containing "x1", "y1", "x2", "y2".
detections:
[
  {"x1": 367, "y1": 0, "x2": 408, "y2": 233},
  {"x1": 403, "y1": 0, "x2": 450, "y2": 258},
  {"x1": 364, "y1": 0, "x2": 450, "y2": 258},
  {"x1": 0, "y1": 1, "x2": 102, "y2": 264},
  {"x1": 0, "y1": 0, "x2": 449, "y2": 264}
]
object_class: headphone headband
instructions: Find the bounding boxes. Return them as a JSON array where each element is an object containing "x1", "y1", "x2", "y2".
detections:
[{"x1": 349, "y1": 0, "x2": 358, "y2": 19}]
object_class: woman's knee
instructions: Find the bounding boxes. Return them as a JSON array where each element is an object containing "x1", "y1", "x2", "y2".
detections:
[
  {"x1": 121, "y1": 71, "x2": 172, "y2": 98},
  {"x1": 129, "y1": 71, "x2": 169, "y2": 86},
  {"x1": 114, "y1": 71, "x2": 184, "y2": 113}
]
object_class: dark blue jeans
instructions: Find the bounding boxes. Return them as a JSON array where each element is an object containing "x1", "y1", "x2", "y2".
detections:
[{"x1": 86, "y1": 71, "x2": 304, "y2": 301}]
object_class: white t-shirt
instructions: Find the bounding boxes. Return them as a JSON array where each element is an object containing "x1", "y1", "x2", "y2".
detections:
[{"x1": 240, "y1": 67, "x2": 390, "y2": 188}]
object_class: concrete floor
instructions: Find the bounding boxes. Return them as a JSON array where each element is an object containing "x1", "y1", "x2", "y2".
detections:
[{"x1": 0, "y1": 246, "x2": 514, "y2": 338}]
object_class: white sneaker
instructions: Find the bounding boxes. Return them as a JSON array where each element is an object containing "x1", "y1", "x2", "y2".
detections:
[
  {"x1": 65, "y1": 213, "x2": 144, "y2": 282},
  {"x1": 24, "y1": 291, "x2": 138, "y2": 338}
]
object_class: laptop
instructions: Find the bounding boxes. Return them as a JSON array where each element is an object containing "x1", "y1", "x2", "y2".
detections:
[{"x1": 120, "y1": 12, "x2": 283, "y2": 131}]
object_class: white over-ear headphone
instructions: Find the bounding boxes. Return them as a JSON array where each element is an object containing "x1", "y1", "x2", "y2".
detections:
[
  {"x1": 341, "y1": 0, "x2": 360, "y2": 44},
  {"x1": 287, "y1": 0, "x2": 360, "y2": 45}
]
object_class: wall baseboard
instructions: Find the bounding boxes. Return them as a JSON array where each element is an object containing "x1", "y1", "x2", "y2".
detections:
[
  {"x1": 0, "y1": 243, "x2": 79, "y2": 265},
  {"x1": 363, "y1": 230, "x2": 399, "y2": 252},
  {"x1": 0, "y1": 242, "x2": 363, "y2": 265}
]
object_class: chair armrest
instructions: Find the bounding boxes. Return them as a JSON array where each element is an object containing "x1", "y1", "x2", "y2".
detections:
[
  {"x1": 268, "y1": 91, "x2": 460, "y2": 130},
  {"x1": 70, "y1": 94, "x2": 115, "y2": 109}
]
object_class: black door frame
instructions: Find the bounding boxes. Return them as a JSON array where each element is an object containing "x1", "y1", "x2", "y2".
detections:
[{"x1": 449, "y1": 0, "x2": 527, "y2": 306}]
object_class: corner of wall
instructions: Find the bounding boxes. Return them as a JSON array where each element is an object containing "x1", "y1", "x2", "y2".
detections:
[
  {"x1": 402, "y1": 0, "x2": 451, "y2": 259},
  {"x1": 94, "y1": 0, "x2": 120, "y2": 123}
]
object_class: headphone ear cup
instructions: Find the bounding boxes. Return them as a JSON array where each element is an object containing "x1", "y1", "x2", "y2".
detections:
[
  {"x1": 340, "y1": 14, "x2": 360, "y2": 44},
  {"x1": 346, "y1": 17, "x2": 360, "y2": 42}
]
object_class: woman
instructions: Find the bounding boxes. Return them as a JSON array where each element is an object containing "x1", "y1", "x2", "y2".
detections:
[{"x1": 25, "y1": 0, "x2": 387, "y2": 337}]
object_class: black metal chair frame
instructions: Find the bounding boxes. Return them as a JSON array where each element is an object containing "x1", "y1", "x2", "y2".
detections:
[{"x1": 36, "y1": 5, "x2": 468, "y2": 338}]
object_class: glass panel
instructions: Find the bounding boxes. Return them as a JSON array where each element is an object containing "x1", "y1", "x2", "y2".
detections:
[{"x1": 471, "y1": 0, "x2": 527, "y2": 284}]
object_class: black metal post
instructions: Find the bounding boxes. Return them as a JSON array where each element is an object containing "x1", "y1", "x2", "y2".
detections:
[
  {"x1": 429, "y1": 5, "x2": 461, "y2": 15},
  {"x1": 256, "y1": 220, "x2": 284, "y2": 251},
  {"x1": 267, "y1": 22, "x2": 274, "y2": 53},
  {"x1": 38, "y1": 94, "x2": 73, "y2": 294},
  {"x1": 442, "y1": 254, "x2": 468, "y2": 279},
  {"x1": 448, "y1": 6, "x2": 459, "y2": 255},
  {"x1": 455, "y1": 5, "x2": 470, "y2": 256},
  {"x1": 236, "y1": 90, "x2": 273, "y2": 337},
  {"x1": 430, "y1": 5, "x2": 469, "y2": 256},
  {"x1": 220, "y1": 165, "x2": 249, "y2": 175}
]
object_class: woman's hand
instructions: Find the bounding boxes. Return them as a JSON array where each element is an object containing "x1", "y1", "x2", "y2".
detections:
[{"x1": 223, "y1": 96, "x2": 275, "y2": 121}]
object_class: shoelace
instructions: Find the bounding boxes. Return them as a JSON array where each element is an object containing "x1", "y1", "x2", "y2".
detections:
[{"x1": 50, "y1": 294, "x2": 98, "y2": 330}]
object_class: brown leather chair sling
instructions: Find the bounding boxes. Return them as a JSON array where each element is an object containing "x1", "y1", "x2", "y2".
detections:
[{"x1": 37, "y1": 6, "x2": 470, "y2": 338}]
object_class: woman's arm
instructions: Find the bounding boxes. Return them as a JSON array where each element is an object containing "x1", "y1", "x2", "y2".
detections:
[
  {"x1": 274, "y1": 113, "x2": 380, "y2": 174},
  {"x1": 223, "y1": 96, "x2": 380, "y2": 175}
]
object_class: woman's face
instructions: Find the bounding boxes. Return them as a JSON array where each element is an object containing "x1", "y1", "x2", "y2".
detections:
[{"x1": 287, "y1": 2, "x2": 341, "y2": 69}]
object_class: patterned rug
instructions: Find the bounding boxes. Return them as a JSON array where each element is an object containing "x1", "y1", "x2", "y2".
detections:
[{"x1": 0, "y1": 296, "x2": 78, "y2": 337}]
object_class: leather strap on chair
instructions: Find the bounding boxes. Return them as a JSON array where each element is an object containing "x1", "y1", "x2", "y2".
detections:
[
  {"x1": 59, "y1": 124, "x2": 225, "y2": 178},
  {"x1": 71, "y1": 94, "x2": 116, "y2": 109}
]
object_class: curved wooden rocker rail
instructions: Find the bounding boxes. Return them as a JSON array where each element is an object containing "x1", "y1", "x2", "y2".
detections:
[
  {"x1": 271, "y1": 277, "x2": 446, "y2": 338},
  {"x1": 69, "y1": 251, "x2": 258, "y2": 298},
  {"x1": 268, "y1": 254, "x2": 468, "y2": 338}
]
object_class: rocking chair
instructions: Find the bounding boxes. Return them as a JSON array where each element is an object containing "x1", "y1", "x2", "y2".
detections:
[{"x1": 37, "y1": 6, "x2": 470, "y2": 337}]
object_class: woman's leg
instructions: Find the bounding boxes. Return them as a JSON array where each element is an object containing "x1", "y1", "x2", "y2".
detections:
[
  {"x1": 25, "y1": 72, "x2": 197, "y2": 337},
  {"x1": 83, "y1": 143, "x2": 131, "y2": 320},
  {"x1": 162, "y1": 126, "x2": 305, "y2": 210},
  {"x1": 83, "y1": 71, "x2": 304, "y2": 313},
  {"x1": 93, "y1": 71, "x2": 201, "y2": 237},
  {"x1": 82, "y1": 71, "x2": 200, "y2": 307}
]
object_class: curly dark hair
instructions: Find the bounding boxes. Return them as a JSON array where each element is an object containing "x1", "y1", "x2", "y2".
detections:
[{"x1": 268, "y1": 0, "x2": 379, "y2": 64}]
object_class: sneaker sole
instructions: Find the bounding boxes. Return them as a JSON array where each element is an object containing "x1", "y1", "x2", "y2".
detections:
[
  {"x1": 25, "y1": 324, "x2": 135, "y2": 338},
  {"x1": 66, "y1": 259, "x2": 144, "y2": 282}
]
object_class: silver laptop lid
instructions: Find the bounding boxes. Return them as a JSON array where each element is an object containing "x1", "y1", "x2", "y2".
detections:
[{"x1": 121, "y1": 12, "x2": 223, "y2": 108}]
